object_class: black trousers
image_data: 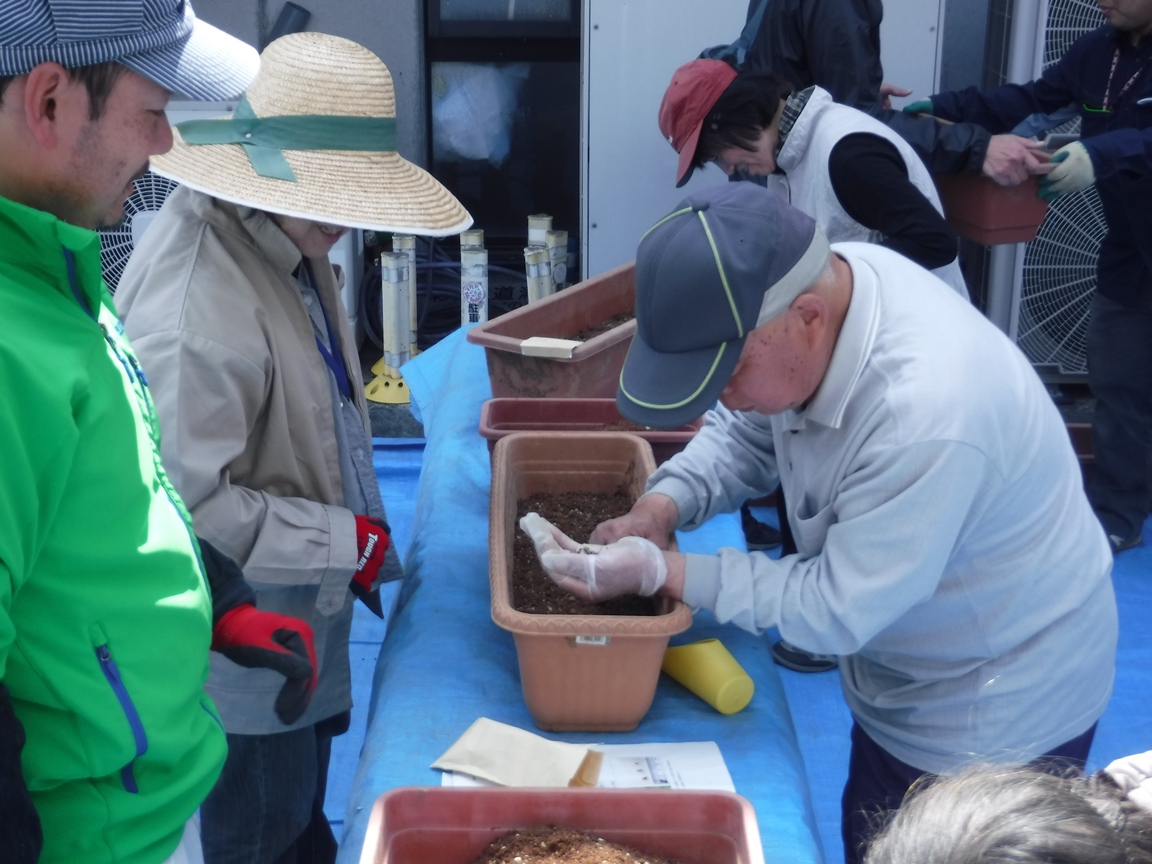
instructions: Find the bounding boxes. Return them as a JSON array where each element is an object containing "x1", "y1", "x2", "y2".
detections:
[
  {"x1": 202, "y1": 710, "x2": 351, "y2": 864},
  {"x1": 1086, "y1": 291, "x2": 1152, "y2": 541},
  {"x1": 840, "y1": 720, "x2": 1097, "y2": 864}
]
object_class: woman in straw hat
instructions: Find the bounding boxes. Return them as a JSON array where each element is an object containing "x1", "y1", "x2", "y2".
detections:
[{"x1": 116, "y1": 32, "x2": 471, "y2": 864}]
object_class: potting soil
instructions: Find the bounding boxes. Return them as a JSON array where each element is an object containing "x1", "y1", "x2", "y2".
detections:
[
  {"x1": 574, "y1": 312, "x2": 634, "y2": 341},
  {"x1": 468, "y1": 825, "x2": 681, "y2": 864}
]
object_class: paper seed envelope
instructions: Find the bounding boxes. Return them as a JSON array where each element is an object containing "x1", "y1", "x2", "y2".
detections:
[{"x1": 431, "y1": 717, "x2": 596, "y2": 787}]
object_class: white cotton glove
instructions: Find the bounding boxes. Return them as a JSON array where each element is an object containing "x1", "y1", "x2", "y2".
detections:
[
  {"x1": 1104, "y1": 750, "x2": 1152, "y2": 813},
  {"x1": 1038, "y1": 141, "x2": 1095, "y2": 201},
  {"x1": 518, "y1": 512, "x2": 667, "y2": 602}
]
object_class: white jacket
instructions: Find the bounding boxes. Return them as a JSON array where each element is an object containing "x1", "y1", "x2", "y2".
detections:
[{"x1": 777, "y1": 86, "x2": 969, "y2": 298}]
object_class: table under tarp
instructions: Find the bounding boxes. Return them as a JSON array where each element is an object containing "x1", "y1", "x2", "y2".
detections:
[{"x1": 337, "y1": 327, "x2": 824, "y2": 864}]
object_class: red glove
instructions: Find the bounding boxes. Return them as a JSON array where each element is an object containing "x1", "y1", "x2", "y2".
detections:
[
  {"x1": 211, "y1": 604, "x2": 318, "y2": 725},
  {"x1": 351, "y1": 515, "x2": 391, "y2": 617}
]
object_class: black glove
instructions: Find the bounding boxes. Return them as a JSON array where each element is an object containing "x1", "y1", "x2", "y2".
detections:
[
  {"x1": 1, "y1": 683, "x2": 42, "y2": 864},
  {"x1": 198, "y1": 537, "x2": 318, "y2": 725}
]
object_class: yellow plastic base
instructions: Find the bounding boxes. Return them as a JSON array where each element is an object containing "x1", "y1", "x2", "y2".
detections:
[{"x1": 366, "y1": 375, "x2": 410, "y2": 404}]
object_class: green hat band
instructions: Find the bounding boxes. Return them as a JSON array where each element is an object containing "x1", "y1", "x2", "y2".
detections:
[{"x1": 175, "y1": 95, "x2": 397, "y2": 182}]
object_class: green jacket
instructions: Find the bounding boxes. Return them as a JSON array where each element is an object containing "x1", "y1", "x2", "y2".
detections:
[{"x1": 0, "y1": 194, "x2": 227, "y2": 864}]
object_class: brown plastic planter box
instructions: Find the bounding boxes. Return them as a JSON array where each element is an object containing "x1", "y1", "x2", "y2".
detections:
[
  {"x1": 466, "y1": 262, "x2": 636, "y2": 398},
  {"x1": 359, "y1": 786, "x2": 765, "y2": 864},
  {"x1": 479, "y1": 398, "x2": 703, "y2": 465},
  {"x1": 934, "y1": 174, "x2": 1049, "y2": 245},
  {"x1": 489, "y1": 431, "x2": 693, "y2": 731}
]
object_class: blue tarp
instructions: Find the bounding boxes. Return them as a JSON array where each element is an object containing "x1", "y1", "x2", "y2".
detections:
[{"x1": 337, "y1": 328, "x2": 824, "y2": 864}]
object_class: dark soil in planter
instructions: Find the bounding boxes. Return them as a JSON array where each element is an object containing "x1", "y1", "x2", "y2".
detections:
[
  {"x1": 469, "y1": 825, "x2": 681, "y2": 864},
  {"x1": 574, "y1": 311, "x2": 634, "y2": 341},
  {"x1": 514, "y1": 491, "x2": 660, "y2": 617},
  {"x1": 597, "y1": 419, "x2": 652, "y2": 431}
]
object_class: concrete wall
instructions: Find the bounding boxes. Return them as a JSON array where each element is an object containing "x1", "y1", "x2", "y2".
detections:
[{"x1": 192, "y1": 0, "x2": 429, "y2": 167}]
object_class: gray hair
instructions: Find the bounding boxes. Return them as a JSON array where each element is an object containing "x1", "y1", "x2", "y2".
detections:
[{"x1": 864, "y1": 764, "x2": 1152, "y2": 864}]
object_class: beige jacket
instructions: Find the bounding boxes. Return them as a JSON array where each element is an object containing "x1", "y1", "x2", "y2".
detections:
[{"x1": 116, "y1": 186, "x2": 399, "y2": 734}]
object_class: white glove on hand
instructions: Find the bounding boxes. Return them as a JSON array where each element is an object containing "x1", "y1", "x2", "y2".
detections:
[
  {"x1": 1104, "y1": 750, "x2": 1152, "y2": 813},
  {"x1": 1038, "y1": 141, "x2": 1095, "y2": 201},
  {"x1": 518, "y1": 512, "x2": 667, "y2": 602}
]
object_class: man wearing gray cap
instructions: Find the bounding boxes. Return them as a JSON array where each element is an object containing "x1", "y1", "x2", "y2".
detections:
[
  {"x1": 522, "y1": 182, "x2": 1117, "y2": 864},
  {"x1": 0, "y1": 4, "x2": 320, "y2": 864}
]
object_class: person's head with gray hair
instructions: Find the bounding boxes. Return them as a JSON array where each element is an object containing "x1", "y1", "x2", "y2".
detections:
[{"x1": 864, "y1": 764, "x2": 1152, "y2": 864}]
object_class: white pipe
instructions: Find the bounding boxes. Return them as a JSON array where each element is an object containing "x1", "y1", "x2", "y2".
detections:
[
  {"x1": 524, "y1": 245, "x2": 554, "y2": 303},
  {"x1": 461, "y1": 246, "x2": 489, "y2": 326},
  {"x1": 392, "y1": 235, "x2": 417, "y2": 357},
  {"x1": 379, "y1": 252, "x2": 410, "y2": 370}
]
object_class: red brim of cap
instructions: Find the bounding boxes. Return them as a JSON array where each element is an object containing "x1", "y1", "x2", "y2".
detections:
[{"x1": 674, "y1": 122, "x2": 703, "y2": 188}]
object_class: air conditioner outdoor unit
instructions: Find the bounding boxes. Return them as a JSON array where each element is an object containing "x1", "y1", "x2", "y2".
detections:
[{"x1": 1003, "y1": 0, "x2": 1105, "y2": 381}]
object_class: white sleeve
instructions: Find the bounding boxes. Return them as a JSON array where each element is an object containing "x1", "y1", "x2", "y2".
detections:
[
  {"x1": 681, "y1": 438, "x2": 992, "y2": 652},
  {"x1": 644, "y1": 403, "x2": 782, "y2": 529}
]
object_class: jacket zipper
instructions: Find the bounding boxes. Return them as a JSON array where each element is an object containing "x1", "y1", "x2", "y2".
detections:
[
  {"x1": 95, "y1": 645, "x2": 149, "y2": 793},
  {"x1": 73, "y1": 251, "x2": 210, "y2": 590}
]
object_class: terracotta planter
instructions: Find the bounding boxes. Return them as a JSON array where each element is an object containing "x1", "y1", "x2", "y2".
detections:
[
  {"x1": 466, "y1": 262, "x2": 636, "y2": 398},
  {"x1": 934, "y1": 174, "x2": 1049, "y2": 245},
  {"x1": 489, "y1": 431, "x2": 693, "y2": 732},
  {"x1": 358, "y1": 786, "x2": 765, "y2": 864},
  {"x1": 479, "y1": 397, "x2": 703, "y2": 465}
]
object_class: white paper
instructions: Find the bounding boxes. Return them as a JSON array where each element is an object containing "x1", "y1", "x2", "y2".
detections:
[{"x1": 441, "y1": 740, "x2": 734, "y2": 792}]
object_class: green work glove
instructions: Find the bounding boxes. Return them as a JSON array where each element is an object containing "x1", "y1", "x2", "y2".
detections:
[
  {"x1": 902, "y1": 98, "x2": 934, "y2": 115},
  {"x1": 1038, "y1": 141, "x2": 1095, "y2": 202}
]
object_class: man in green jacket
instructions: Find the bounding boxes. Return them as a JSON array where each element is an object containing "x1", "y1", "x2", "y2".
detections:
[{"x1": 0, "y1": 3, "x2": 319, "y2": 863}]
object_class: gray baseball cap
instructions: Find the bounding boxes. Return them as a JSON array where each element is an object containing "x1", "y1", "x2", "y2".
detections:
[
  {"x1": 618, "y1": 182, "x2": 830, "y2": 428},
  {"x1": 0, "y1": 0, "x2": 258, "y2": 101}
]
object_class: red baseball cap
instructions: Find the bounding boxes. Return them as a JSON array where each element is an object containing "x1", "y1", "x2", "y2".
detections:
[{"x1": 658, "y1": 59, "x2": 738, "y2": 187}]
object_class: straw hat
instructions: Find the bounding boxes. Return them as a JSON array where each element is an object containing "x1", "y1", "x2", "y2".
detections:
[{"x1": 151, "y1": 32, "x2": 473, "y2": 236}]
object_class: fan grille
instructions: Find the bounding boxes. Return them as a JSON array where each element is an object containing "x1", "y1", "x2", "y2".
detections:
[
  {"x1": 99, "y1": 172, "x2": 178, "y2": 294},
  {"x1": 1018, "y1": 188, "x2": 1106, "y2": 375},
  {"x1": 1042, "y1": 0, "x2": 1105, "y2": 66},
  {"x1": 1013, "y1": 0, "x2": 1104, "y2": 378}
]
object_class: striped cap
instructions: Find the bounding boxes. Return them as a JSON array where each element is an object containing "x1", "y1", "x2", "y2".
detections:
[{"x1": 0, "y1": 0, "x2": 258, "y2": 100}]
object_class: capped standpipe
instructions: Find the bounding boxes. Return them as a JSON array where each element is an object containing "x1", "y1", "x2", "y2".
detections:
[
  {"x1": 461, "y1": 244, "x2": 489, "y2": 326},
  {"x1": 527, "y1": 213, "x2": 552, "y2": 247},
  {"x1": 524, "y1": 245, "x2": 554, "y2": 304},
  {"x1": 546, "y1": 229, "x2": 568, "y2": 290},
  {"x1": 392, "y1": 234, "x2": 418, "y2": 359},
  {"x1": 365, "y1": 252, "x2": 412, "y2": 404}
]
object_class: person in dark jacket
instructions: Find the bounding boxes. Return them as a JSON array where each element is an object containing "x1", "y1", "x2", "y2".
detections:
[
  {"x1": 728, "y1": 0, "x2": 1049, "y2": 182},
  {"x1": 905, "y1": 0, "x2": 1152, "y2": 553}
]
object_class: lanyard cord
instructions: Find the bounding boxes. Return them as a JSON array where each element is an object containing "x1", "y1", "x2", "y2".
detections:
[
  {"x1": 315, "y1": 299, "x2": 352, "y2": 401},
  {"x1": 1103, "y1": 45, "x2": 1152, "y2": 111}
]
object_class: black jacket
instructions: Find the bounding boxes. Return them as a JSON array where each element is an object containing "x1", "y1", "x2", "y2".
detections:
[
  {"x1": 735, "y1": 0, "x2": 989, "y2": 174},
  {"x1": 932, "y1": 25, "x2": 1152, "y2": 306}
]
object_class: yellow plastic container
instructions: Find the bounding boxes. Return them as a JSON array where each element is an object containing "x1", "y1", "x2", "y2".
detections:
[{"x1": 662, "y1": 638, "x2": 755, "y2": 715}]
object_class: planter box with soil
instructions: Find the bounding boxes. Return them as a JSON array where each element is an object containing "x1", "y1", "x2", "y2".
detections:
[
  {"x1": 358, "y1": 786, "x2": 765, "y2": 864},
  {"x1": 490, "y1": 431, "x2": 692, "y2": 732},
  {"x1": 480, "y1": 397, "x2": 703, "y2": 465},
  {"x1": 466, "y1": 262, "x2": 636, "y2": 398}
]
